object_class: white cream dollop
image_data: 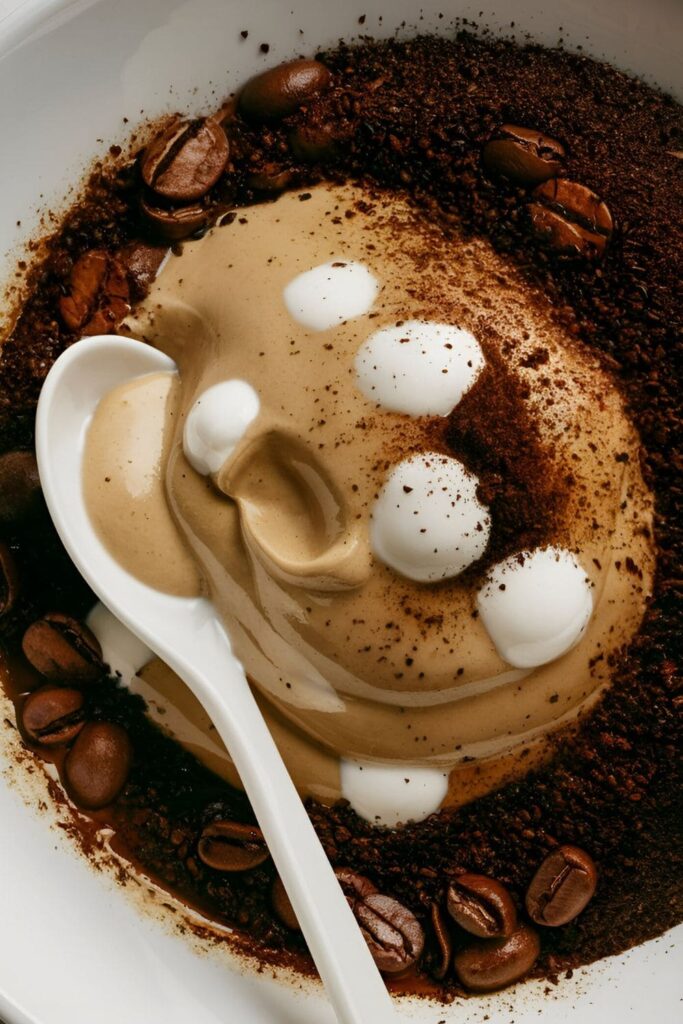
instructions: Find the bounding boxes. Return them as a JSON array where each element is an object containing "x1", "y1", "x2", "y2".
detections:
[
  {"x1": 183, "y1": 380, "x2": 260, "y2": 476},
  {"x1": 370, "y1": 452, "x2": 490, "y2": 582},
  {"x1": 283, "y1": 260, "x2": 378, "y2": 331},
  {"x1": 477, "y1": 547, "x2": 594, "y2": 669},
  {"x1": 340, "y1": 759, "x2": 448, "y2": 827},
  {"x1": 354, "y1": 319, "x2": 484, "y2": 416}
]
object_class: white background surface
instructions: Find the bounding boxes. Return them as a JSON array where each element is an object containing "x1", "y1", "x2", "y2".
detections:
[{"x1": 0, "y1": 1, "x2": 681, "y2": 1023}]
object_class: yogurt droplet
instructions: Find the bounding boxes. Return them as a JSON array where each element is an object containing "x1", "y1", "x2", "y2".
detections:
[
  {"x1": 283, "y1": 260, "x2": 378, "y2": 331},
  {"x1": 371, "y1": 452, "x2": 490, "y2": 582},
  {"x1": 477, "y1": 547, "x2": 594, "y2": 668},
  {"x1": 340, "y1": 759, "x2": 448, "y2": 827},
  {"x1": 183, "y1": 380, "x2": 260, "y2": 475},
  {"x1": 355, "y1": 319, "x2": 485, "y2": 415}
]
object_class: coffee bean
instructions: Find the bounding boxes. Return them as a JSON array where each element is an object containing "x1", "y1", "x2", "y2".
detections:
[
  {"x1": 271, "y1": 875, "x2": 300, "y2": 930},
  {"x1": 0, "y1": 543, "x2": 19, "y2": 616},
  {"x1": 21, "y1": 686, "x2": 85, "y2": 746},
  {"x1": 22, "y1": 613, "x2": 104, "y2": 684},
  {"x1": 0, "y1": 450, "x2": 42, "y2": 526},
  {"x1": 119, "y1": 241, "x2": 167, "y2": 300},
  {"x1": 453, "y1": 922, "x2": 540, "y2": 992},
  {"x1": 247, "y1": 166, "x2": 295, "y2": 193},
  {"x1": 197, "y1": 820, "x2": 269, "y2": 871},
  {"x1": 335, "y1": 868, "x2": 424, "y2": 973},
  {"x1": 525, "y1": 844, "x2": 598, "y2": 926},
  {"x1": 482, "y1": 125, "x2": 565, "y2": 185},
  {"x1": 289, "y1": 121, "x2": 338, "y2": 162},
  {"x1": 335, "y1": 866, "x2": 378, "y2": 901},
  {"x1": 65, "y1": 721, "x2": 132, "y2": 808},
  {"x1": 141, "y1": 118, "x2": 228, "y2": 201},
  {"x1": 140, "y1": 198, "x2": 208, "y2": 242},
  {"x1": 529, "y1": 179, "x2": 613, "y2": 258},
  {"x1": 429, "y1": 902, "x2": 453, "y2": 980},
  {"x1": 446, "y1": 873, "x2": 517, "y2": 938},
  {"x1": 239, "y1": 60, "x2": 332, "y2": 121},
  {"x1": 356, "y1": 894, "x2": 425, "y2": 974},
  {"x1": 59, "y1": 250, "x2": 130, "y2": 334}
]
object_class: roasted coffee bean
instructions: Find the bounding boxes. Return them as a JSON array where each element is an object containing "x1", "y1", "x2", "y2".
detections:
[
  {"x1": 529, "y1": 179, "x2": 613, "y2": 258},
  {"x1": 141, "y1": 117, "x2": 228, "y2": 201},
  {"x1": 0, "y1": 543, "x2": 19, "y2": 616},
  {"x1": 197, "y1": 820, "x2": 269, "y2": 871},
  {"x1": 247, "y1": 166, "x2": 295, "y2": 193},
  {"x1": 59, "y1": 250, "x2": 130, "y2": 334},
  {"x1": 65, "y1": 721, "x2": 132, "y2": 808},
  {"x1": 119, "y1": 241, "x2": 168, "y2": 299},
  {"x1": 21, "y1": 686, "x2": 85, "y2": 746},
  {"x1": 482, "y1": 125, "x2": 565, "y2": 185},
  {"x1": 355, "y1": 894, "x2": 425, "y2": 974},
  {"x1": 335, "y1": 866, "x2": 379, "y2": 901},
  {"x1": 525, "y1": 844, "x2": 598, "y2": 926},
  {"x1": 239, "y1": 60, "x2": 332, "y2": 121},
  {"x1": 453, "y1": 923, "x2": 540, "y2": 992},
  {"x1": 22, "y1": 613, "x2": 104, "y2": 683},
  {"x1": 289, "y1": 121, "x2": 338, "y2": 162},
  {"x1": 446, "y1": 873, "x2": 517, "y2": 938},
  {"x1": 0, "y1": 450, "x2": 42, "y2": 526},
  {"x1": 140, "y1": 198, "x2": 208, "y2": 242},
  {"x1": 429, "y1": 902, "x2": 453, "y2": 981},
  {"x1": 335, "y1": 868, "x2": 424, "y2": 973},
  {"x1": 271, "y1": 875, "x2": 300, "y2": 930}
]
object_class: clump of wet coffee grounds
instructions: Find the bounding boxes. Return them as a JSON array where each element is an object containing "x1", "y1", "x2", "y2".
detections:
[{"x1": 0, "y1": 29, "x2": 681, "y2": 1000}]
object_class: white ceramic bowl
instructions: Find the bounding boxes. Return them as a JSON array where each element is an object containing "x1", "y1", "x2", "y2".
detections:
[{"x1": 0, "y1": 2, "x2": 681, "y2": 1022}]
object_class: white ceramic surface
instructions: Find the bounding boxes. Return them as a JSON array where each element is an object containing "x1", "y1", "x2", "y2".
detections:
[
  {"x1": 0, "y1": 2, "x2": 681, "y2": 1023},
  {"x1": 35, "y1": 334, "x2": 396, "y2": 1024}
]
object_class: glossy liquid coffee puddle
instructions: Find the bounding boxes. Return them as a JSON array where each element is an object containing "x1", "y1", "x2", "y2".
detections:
[{"x1": 84, "y1": 182, "x2": 654, "y2": 824}]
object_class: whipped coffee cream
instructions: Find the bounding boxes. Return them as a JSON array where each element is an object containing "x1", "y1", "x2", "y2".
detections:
[{"x1": 86, "y1": 183, "x2": 654, "y2": 825}]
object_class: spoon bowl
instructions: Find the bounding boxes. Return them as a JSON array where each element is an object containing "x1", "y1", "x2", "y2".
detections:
[{"x1": 35, "y1": 333, "x2": 396, "y2": 1024}]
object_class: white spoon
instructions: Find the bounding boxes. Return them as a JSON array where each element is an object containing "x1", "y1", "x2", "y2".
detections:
[{"x1": 35, "y1": 334, "x2": 397, "y2": 1024}]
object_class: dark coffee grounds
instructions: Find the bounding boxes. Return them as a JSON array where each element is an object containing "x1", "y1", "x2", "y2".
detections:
[{"x1": 0, "y1": 30, "x2": 681, "y2": 999}]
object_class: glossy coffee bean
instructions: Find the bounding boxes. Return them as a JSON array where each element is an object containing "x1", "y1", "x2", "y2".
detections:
[
  {"x1": 335, "y1": 866, "x2": 379, "y2": 901},
  {"x1": 529, "y1": 179, "x2": 613, "y2": 258},
  {"x1": 453, "y1": 922, "x2": 540, "y2": 992},
  {"x1": 239, "y1": 59, "x2": 332, "y2": 121},
  {"x1": 271, "y1": 875, "x2": 300, "y2": 930},
  {"x1": 356, "y1": 894, "x2": 425, "y2": 974},
  {"x1": 0, "y1": 542, "x2": 19, "y2": 616},
  {"x1": 482, "y1": 124, "x2": 565, "y2": 185},
  {"x1": 429, "y1": 902, "x2": 453, "y2": 981},
  {"x1": 525, "y1": 844, "x2": 598, "y2": 926},
  {"x1": 21, "y1": 686, "x2": 85, "y2": 746},
  {"x1": 447, "y1": 873, "x2": 517, "y2": 938},
  {"x1": 119, "y1": 241, "x2": 167, "y2": 300},
  {"x1": 22, "y1": 613, "x2": 104, "y2": 684},
  {"x1": 335, "y1": 868, "x2": 424, "y2": 973},
  {"x1": 65, "y1": 721, "x2": 132, "y2": 808},
  {"x1": 247, "y1": 166, "x2": 295, "y2": 193},
  {"x1": 59, "y1": 250, "x2": 130, "y2": 334},
  {"x1": 140, "y1": 197, "x2": 208, "y2": 241},
  {"x1": 141, "y1": 117, "x2": 229, "y2": 202},
  {"x1": 0, "y1": 450, "x2": 42, "y2": 526},
  {"x1": 289, "y1": 121, "x2": 338, "y2": 162},
  {"x1": 197, "y1": 820, "x2": 269, "y2": 871}
]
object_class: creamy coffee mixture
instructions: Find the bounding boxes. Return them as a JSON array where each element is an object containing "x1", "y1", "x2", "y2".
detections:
[{"x1": 85, "y1": 183, "x2": 654, "y2": 825}]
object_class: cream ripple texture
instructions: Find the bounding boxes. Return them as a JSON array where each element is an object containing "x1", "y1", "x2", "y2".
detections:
[{"x1": 85, "y1": 183, "x2": 654, "y2": 824}]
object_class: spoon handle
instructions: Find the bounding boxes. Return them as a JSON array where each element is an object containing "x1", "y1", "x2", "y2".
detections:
[{"x1": 165, "y1": 628, "x2": 397, "y2": 1024}]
